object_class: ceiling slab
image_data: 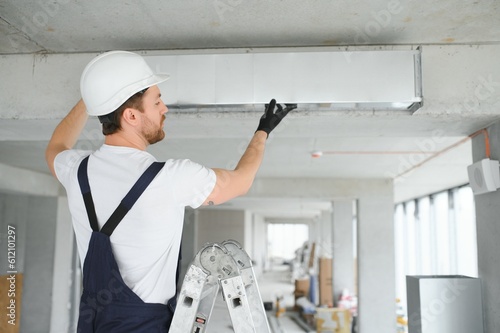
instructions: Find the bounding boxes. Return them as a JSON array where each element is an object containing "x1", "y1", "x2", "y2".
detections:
[{"x1": 1, "y1": 1, "x2": 499, "y2": 53}]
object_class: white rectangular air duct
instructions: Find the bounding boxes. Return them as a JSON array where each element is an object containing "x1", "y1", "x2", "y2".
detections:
[{"x1": 145, "y1": 47, "x2": 422, "y2": 112}]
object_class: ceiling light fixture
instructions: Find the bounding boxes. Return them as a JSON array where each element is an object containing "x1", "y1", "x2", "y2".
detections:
[{"x1": 311, "y1": 151, "x2": 323, "y2": 158}]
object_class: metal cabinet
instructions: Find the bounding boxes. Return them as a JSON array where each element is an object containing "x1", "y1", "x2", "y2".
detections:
[{"x1": 406, "y1": 275, "x2": 484, "y2": 333}]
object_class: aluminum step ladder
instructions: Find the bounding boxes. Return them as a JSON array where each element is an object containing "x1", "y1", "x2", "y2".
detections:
[{"x1": 169, "y1": 240, "x2": 271, "y2": 333}]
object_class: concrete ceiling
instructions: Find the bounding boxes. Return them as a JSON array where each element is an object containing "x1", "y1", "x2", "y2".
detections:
[{"x1": 1, "y1": 0, "x2": 500, "y2": 219}]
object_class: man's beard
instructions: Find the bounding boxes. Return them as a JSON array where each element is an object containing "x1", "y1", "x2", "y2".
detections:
[{"x1": 142, "y1": 116, "x2": 165, "y2": 145}]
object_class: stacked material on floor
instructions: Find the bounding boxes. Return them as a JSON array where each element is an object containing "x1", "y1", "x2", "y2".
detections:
[
  {"x1": 316, "y1": 308, "x2": 351, "y2": 333},
  {"x1": 292, "y1": 256, "x2": 355, "y2": 333}
]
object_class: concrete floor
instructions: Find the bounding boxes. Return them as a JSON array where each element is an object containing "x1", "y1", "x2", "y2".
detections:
[{"x1": 205, "y1": 264, "x2": 313, "y2": 333}]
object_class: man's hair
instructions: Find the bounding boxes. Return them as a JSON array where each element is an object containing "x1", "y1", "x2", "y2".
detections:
[{"x1": 100, "y1": 88, "x2": 147, "y2": 135}]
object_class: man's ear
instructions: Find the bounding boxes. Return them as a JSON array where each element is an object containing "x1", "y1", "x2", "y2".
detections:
[{"x1": 121, "y1": 107, "x2": 140, "y2": 127}]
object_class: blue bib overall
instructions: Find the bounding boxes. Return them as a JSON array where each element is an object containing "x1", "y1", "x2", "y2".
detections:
[{"x1": 76, "y1": 156, "x2": 178, "y2": 333}]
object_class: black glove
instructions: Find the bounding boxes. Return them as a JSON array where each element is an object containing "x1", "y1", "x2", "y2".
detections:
[{"x1": 256, "y1": 99, "x2": 296, "y2": 137}]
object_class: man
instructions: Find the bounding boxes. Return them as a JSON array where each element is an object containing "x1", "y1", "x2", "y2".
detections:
[{"x1": 45, "y1": 50, "x2": 292, "y2": 332}]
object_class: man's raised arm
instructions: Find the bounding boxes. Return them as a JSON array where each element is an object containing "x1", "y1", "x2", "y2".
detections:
[
  {"x1": 204, "y1": 99, "x2": 295, "y2": 206},
  {"x1": 45, "y1": 99, "x2": 88, "y2": 177}
]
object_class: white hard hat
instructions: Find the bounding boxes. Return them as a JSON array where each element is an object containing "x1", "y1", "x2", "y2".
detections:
[{"x1": 80, "y1": 51, "x2": 169, "y2": 116}]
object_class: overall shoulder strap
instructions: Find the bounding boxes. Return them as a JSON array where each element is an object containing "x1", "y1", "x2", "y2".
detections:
[
  {"x1": 77, "y1": 156, "x2": 165, "y2": 236},
  {"x1": 78, "y1": 156, "x2": 99, "y2": 232},
  {"x1": 100, "y1": 161, "x2": 165, "y2": 236}
]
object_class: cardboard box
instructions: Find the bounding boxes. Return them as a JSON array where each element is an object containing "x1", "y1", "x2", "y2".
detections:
[
  {"x1": 318, "y1": 257, "x2": 333, "y2": 306},
  {"x1": 294, "y1": 278, "x2": 310, "y2": 306},
  {"x1": 316, "y1": 308, "x2": 351, "y2": 333}
]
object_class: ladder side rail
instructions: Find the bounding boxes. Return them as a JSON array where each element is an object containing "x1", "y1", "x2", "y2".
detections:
[
  {"x1": 191, "y1": 277, "x2": 220, "y2": 332},
  {"x1": 169, "y1": 265, "x2": 209, "y2": 333},
  {"x1": 222, "y1": 240, "x2": 271, "y2": 333},
  {"x1": 221, "y1": 275, "x2": 257, "y2": 333},
  {"x1": 240, "y1": 266, "x2": 271, "y2": 333}
]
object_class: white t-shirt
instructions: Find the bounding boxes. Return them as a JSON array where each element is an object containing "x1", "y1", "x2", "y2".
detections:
[{"x1": 54, "y1": 144, "x2": 216, "y2": 304}]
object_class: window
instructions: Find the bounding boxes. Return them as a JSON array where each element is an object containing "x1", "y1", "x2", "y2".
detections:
[
  {"x1": 267, "y1": 223, "x2": 309, "y2": 261},
  {"x1": 395, "y1": 186, "x2": 478, "y2": 315}
]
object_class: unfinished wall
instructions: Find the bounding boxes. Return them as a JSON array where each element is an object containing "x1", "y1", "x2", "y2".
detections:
[
  {"x1": 179, "y1": 208, "x2": 197, "y2": 287},
  {"x1": 196, "y1": 209, "x2": 245, "y2": 250},
  {"x1": 471, "y1": 121, "x2": 500, "y2": 333},
  {"x1": 0, "y1": 193, "x2": 58, "y2": 333}
]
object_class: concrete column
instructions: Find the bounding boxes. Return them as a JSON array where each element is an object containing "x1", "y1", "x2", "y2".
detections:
[
  {"x1": 471, "y1": 121, "x2": 500, "y2": 333},
  {"x1": 244, "y1": 210, "x2": 253, "y2": 257},
  {"x1": 318, "y1": 210, "x2": 333, "y2": 258},
  {"x1": 332, "y1": 200, "x2": 355, "y2": 302},
  {"x1": 251, "y1": 214, "x2": 267, "y2": 276},
  {"x1": 307, "y1": 217, "x2": 319, "y2": 274},
  {"x1": 357, "y1": 190, "x2": 396, "y2": 333},
  {"x1": 50, "y1": 197, "x2": 74, "y2": 333},
  {"x1": 20, "y1": 195, "x2": 58, "y2": 333}
]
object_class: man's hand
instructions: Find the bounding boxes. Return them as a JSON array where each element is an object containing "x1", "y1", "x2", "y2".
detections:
[{"x1": 256, "y1": 99, "x2": 296, "y2": 137}]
